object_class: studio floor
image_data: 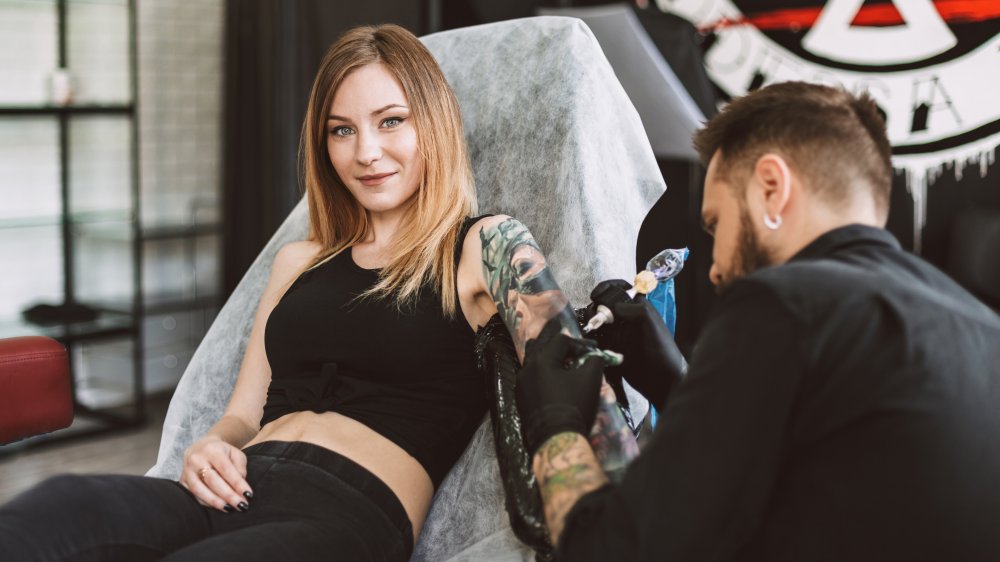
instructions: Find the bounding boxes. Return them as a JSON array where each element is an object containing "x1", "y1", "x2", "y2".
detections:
[{"x1": 0, "y1": 395, "x2": 170, "y2": 505}]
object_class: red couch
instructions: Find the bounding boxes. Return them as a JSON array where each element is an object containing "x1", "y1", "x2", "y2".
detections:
[{"x1": 0, "y1": 336, "x2": 73, "y2": 444}]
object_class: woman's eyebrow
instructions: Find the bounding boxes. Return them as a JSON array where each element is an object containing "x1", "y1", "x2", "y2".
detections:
[
  {"x1": 371, "y1": 103, "x2": 407, "y2": 115},
  {"x1": 327, "y1": 104, "x2": 408, "y2": 121}
]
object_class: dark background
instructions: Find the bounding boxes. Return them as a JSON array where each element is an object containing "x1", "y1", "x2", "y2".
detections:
[{"x1": 222, "y1": 0, "x2": 999, "y2": 354}]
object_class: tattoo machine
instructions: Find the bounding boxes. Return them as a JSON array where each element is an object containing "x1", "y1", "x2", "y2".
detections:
[{"x1": 583, "y1": 247, "x2": 690, "y2": 333}]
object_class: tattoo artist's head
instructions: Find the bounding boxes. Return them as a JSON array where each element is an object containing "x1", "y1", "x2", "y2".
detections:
[
  {"x1": 298, "y1": 24, "x2": 477, "y2": 316},
  {"x1": 693, "y1": 81, "x2": 892, "y2": 293}
]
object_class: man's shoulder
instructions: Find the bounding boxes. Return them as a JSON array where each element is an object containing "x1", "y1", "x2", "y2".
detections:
[
  {"x1": 724, "y1": 251, "x2": 898, "y2": 325},
  {"x1": 742, "y1": 258, "x2": 863, "y2": 296},
  {"x1": 734, "y1": 246, "x2": 995, "y2": 326},
  {"x1": 728, "y1": 258, "x2": 857, "y2": 302}
]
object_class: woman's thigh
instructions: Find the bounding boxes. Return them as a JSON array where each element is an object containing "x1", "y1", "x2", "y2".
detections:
[
  {"x1": 160, "y1": 519, "x2": 397, "y2": 562},
  {"x1": 0, "y1": 443, "x2": 411, "y2": 562},
  {"x1": 0, "y1": 473, "x2": 212, "y2": 562},
  {"x1": 179, "y1": 442, "x2": 412, "y2": 562}
]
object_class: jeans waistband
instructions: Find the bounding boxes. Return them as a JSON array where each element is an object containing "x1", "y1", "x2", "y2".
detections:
[{"x1": 243, "y1": 440, "x2": 413, "y2": 555}]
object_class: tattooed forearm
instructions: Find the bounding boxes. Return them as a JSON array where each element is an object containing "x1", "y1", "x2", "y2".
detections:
[
  {"x1": 590, "y1": 382, "x2": 640, "y2": 478},
  {"x1": 480, "y1": 218, "x2": 639, "y2": 473},
  {"x1": 479, "y1": 218, "x2": 579, "y2": 360},
  {"x1": 533, "y1": 432, "x2": 609, "y2": 544}
]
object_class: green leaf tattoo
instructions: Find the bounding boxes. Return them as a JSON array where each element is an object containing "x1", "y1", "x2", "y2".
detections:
[{"x1": 533, "y1": 432, "x2": 608, "y2": 544}]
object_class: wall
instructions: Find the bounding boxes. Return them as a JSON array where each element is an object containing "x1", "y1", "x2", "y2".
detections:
[
  {"x1": 136, "y1": 0, "x2": 224, "y2": 394},
  {"x1": 0, "y1": 0, "x2": 224, "y2": 399}
]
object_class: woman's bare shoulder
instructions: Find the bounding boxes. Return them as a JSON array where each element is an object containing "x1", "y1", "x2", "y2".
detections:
[
  {"x1": 271, "y1": 240, "x2": 323, "y2": 280},
  {"x1": 471, "y1": 214, "x2": 511, "y2": 230},
  {"x1": 461, "y1": 214, "x2": 511, "y2": 249}
]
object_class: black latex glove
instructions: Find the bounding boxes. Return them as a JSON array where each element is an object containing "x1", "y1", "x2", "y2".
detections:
[
  {"x1": 516, "y1": 333, "x2": 606, "y2": 457},
  {"x1": 582, "y1": 280, "x2": 635, "y2": 411},
  {"x1": 586, "y1": 280, "x2": 688, "y2": 410}
]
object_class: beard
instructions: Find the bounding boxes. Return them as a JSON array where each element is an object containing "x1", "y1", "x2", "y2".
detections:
[{"x1": 716, "y1": 204, "x2": 775, "y2": 294}]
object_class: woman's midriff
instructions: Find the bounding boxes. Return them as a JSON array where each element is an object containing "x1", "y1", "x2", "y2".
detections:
[{"x1": 243, "y1": 410, "x2": 433, "y2": 540}]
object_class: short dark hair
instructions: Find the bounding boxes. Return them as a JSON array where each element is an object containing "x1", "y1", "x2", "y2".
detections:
[{"x1": 693, "y1": 82, "x2": 892, "y2": 219}]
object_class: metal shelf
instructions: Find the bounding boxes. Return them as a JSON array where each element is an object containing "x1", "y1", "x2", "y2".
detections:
[
  {"x1": 0, "y1": 310, "x2": 135, "y2": 343},
  {"x1": 73, "y1": 221, "x2": 220, "y2": 241},
  {"x1": 0, "y1": 0, "x2": 146, "y2": 444},
  {"x1": 143, "y1": 294, "x2": 220, "y2": 315},
  {"x1": 0, "y1": 209, "x2": 133, "y2": 230},
  {"x1": 92, "y1": 293, "x2": 220, "y2": 316},
  {"x1": 140, "y1": 222, "x2": 220, "y2": 241},
  {"x1": 0, "y1": 104, "x2": 134, "y2": 116}
]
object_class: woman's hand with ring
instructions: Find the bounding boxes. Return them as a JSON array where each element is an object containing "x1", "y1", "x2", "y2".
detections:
[{"x1": 180, "y1": 435, "x2": 253, "y2": 513}]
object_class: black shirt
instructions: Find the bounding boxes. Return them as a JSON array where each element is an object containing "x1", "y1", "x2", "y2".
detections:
[
  {"x1": 559, "y1": 225, "x2": 1000, "y2": 561},
  {"x1": 262, "y1": 217, "x2": 491, "y2": 488}
]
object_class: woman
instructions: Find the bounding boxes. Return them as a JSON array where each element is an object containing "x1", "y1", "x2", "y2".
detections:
[{"x1": 0, "y1": 24, "x2": 586, "y2": 562}]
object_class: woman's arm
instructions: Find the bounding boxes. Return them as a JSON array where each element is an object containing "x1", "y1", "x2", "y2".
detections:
[
  {"x1": 458, "y1": 216, "x2": 638, "y2": 474},
  {"x1": 458, "y1": 215, "x2": 573, "y2": 358},
  {"x1": 178, "y1": 240, "x2": 320, "y2": 512}
]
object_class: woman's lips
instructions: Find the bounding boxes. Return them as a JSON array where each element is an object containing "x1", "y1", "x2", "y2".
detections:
[{"x1": 358, "y1": 172, "x2": 396, "y2": 186}]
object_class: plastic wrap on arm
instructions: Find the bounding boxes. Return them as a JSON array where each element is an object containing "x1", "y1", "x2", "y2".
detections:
[
  {"x1": 475, "y1": 312, "x2": 643, "y2": 560},
  {"x1": 475, "y1": 314, "x2": 555, "y2": 561}
]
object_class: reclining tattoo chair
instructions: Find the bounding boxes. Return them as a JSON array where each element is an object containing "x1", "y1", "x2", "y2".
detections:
[{"x1": 147, "y1": 16, "x2": 665, "y2": 561}]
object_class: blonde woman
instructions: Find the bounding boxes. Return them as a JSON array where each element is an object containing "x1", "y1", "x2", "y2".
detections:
[{"x1": 0, "y1": 24, "x2": 605, "y2": 562}]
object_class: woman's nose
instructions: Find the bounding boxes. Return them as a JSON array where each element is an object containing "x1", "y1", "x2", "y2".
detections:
[{"x1": 355, "y1": 131, "x2": 382, "y2": 166}]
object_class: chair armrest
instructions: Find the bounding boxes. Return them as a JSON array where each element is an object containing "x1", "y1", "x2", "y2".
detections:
[{"x1": 0, "y1": 336, "x2": 73, "y2": 444}]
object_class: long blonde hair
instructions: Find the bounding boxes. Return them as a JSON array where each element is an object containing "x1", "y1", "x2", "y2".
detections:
[{"x1": 300, "y1": 24, "x2": 477, "y2": 316}]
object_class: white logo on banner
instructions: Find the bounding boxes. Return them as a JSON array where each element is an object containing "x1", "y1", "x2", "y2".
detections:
[
  {"x1": 659, "y1": 0, "x2": 1000, "y2": 251},
  {"x1": 803, "y1": 0, "x2": 956, "y2": 65}
]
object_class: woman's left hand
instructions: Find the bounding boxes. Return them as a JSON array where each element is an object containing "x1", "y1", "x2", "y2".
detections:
[{"x1": 179, "y1": 435, "x2": 253, "y2": 513}]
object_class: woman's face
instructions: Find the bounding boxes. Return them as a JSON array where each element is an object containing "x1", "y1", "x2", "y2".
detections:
[{"x1": 326, "y1": 63, "x2": 422, "y2": 218}]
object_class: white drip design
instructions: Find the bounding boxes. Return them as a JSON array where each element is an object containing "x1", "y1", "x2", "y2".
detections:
[{"x1": 895, "y1": 132, "x2": 1000, "y2": 253}]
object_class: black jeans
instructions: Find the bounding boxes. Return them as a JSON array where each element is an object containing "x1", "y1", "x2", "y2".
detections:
[{"x1": 0, "y1": 441, "x2": 413, "y2": 562}]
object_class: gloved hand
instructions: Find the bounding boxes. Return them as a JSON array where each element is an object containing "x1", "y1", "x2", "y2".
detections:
[
  {"x1": 516, "y1": 333, "x2": 606, "y2": 457},
  {"x1": 586, "y1": 279, "x2": 688, "y2": 410}
]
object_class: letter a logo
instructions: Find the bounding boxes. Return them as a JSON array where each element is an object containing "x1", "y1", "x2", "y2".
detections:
[{"x1": 803, "y1": 0, "x2": 956, "y2": 65}]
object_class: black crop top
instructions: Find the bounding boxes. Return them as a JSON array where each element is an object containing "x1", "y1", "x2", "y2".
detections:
[{"x1": 261, "y1": 217, "x2": 490, "y2": 488}]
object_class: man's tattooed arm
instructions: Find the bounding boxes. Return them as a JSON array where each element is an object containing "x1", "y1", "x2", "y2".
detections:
[{"x1": 532, "y1": 431, "x2": 609, "y2": 544}]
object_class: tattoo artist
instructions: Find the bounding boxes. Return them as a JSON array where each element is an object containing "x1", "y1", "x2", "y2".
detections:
[{"x1": 515, "y1": 82, "x2": 1000, "y2": 561}]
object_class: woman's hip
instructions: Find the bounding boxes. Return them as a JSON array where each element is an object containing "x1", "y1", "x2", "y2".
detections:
[{"x1": 243, "y1": 440, "x2": 414, "y2": 560}]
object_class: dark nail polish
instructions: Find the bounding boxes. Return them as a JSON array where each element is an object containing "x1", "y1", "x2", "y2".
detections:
[
  {"x1": 237, "y1": 501, "x2": 249, "y2": 512},
  {"x1": 223, "y1": 505, "x2": 235, "y2": 513},
  {"x1": 243, "y1": 491, "x2": 253, "y2": 500}
]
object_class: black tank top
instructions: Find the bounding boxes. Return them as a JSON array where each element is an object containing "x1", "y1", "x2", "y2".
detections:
[{"x1": 261, "y1": 217, "x2": 490, "y2": 488}]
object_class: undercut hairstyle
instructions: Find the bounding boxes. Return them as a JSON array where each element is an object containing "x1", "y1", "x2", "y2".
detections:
[
  {"x1": 299, "y1": 24, "x2": 477, "y2": 317},
  {"x1": 693, "y1": 81, "x2": 892, "y2": 221}
]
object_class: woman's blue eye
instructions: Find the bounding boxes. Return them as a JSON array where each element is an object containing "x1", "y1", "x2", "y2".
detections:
[
  {"x1": 382, "y1": 117, "x2": 404, "y2": 128},
  {"x1": 329, "y1": 126, "x2": 353, "y2": 137}
]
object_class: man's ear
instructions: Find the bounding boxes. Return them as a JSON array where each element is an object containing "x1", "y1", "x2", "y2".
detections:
[{"x1": 752, "y1": 153, "x2": 793, "y2": 218}]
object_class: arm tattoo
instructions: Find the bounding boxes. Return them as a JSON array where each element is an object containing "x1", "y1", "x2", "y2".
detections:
[
  {"x1": 533, "y1": 432, "x2": 609, "y2": 544},
  {"x1": 590, "y1": 382, "x2": 640, "y2": 476},
  {"x1": 479, "y1": 217, "x2": 578, "y2": 361},
  {"x1": 479, "y1": 218, "x2": 639, "y2": 476}
]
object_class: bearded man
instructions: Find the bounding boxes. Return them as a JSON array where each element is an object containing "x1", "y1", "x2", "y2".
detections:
[{"x1": 515, "y1": 81, "x2": 1000, "y2": 561}]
